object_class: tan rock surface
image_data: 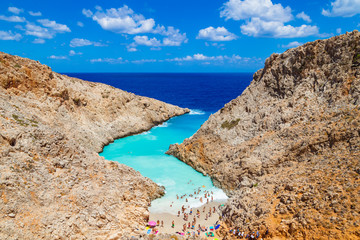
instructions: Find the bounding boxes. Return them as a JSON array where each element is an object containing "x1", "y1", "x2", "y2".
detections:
[
  {"x1": 168, "y1": 31, "x2": 360, "y2": 239},
  {"x1": 0, "y1": 51, "x2": 189, "y2": 239}
]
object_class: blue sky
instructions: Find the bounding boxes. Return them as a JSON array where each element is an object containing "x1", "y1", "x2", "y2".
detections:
[{"x1": 0, "y1": 0, "x2": 359, "y2": 72}]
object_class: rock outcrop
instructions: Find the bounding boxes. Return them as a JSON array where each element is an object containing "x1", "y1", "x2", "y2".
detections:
[
  {"x1": 0, "y1": 52, "x2": 189, "y2": 239},
  {"x1": 168, "y1": 31, "x2": 360, "y2": 239}
]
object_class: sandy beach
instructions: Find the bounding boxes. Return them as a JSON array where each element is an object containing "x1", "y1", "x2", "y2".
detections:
[{"x1": 147, "y1": 200, "x2": 225, "y2": 239}]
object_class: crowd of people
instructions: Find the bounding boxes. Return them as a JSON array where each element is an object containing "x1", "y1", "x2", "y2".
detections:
[
  {"x1": 228, "y1": 227, "x2": 269, "y2": 239},
  {"x1": 150, "y1": 184, "x2": 222, "y2": 238}
]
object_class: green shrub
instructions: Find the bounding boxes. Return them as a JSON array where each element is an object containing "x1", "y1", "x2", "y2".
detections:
[{"x1": 221, "y1": 119, "x2": 240, "y2": 129}]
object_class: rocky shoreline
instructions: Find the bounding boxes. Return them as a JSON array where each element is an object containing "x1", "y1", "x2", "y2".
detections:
[
  {"x1": 168, "y1": 31, "x2": 360, "y2": 239},
  {"x1": 0, "y1": 52, "x2": 189, "y2": 239}
]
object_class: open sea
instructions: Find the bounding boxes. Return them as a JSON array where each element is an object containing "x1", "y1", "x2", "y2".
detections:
[{"x1": 66, "y1": 73, "x2": 253, "y2": 214}]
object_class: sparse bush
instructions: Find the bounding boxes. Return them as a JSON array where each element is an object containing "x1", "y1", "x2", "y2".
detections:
[
  {"x1": 73, "y1": 98, "x2": 81, "y2": 106},
  {"x1": 221, "y1": 119, "x2": 240, "y2": 129}
]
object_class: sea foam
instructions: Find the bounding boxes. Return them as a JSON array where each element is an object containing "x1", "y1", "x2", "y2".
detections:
[{"x1": 189, "y1": 109, "x2": 205, "y2": 115}]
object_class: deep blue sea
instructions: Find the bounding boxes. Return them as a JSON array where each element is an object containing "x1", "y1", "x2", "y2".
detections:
[
  {"x1": 65, "y1": 73, "x2": 253, "y2": 214},
  {"x1": 65, "y1": 73, "x2": 253, "y2": 113}
]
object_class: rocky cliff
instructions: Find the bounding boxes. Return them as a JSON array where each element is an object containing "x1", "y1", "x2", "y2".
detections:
[
  {"x1": 0, "y1": 52, "x2": 189, "y2": 239},
  {"x1": 168, "y1": 31, "x2": 360, "y2": 239}
]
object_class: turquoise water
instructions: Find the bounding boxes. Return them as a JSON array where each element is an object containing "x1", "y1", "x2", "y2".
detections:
[{"x1": 100, "y1": 110, "x2": 228, "y2": 214}]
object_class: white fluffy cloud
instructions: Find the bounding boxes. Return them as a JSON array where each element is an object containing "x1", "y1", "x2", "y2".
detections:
[
  {"x1": 134, "y1": 36, "x2": 161, "y2": 46},
  {"x1": 127, "y1": 46, "x2": 138, "y2": 52},
  {"x1": 37, "y1": 19, "x2": 71, "y2": 32},
  {"x1": 49, "y1": 55, "x2": 68, "y2": 60},
  {"x1": 197, "y1": 26, "x2": 237, "y2": 41},
  {"x1": 166, "y1": 53, "x2": 259, "y2": 65},
  {"x1": 83, "y1": 6, "x2": 155, "y2": 34},
  {"x1": 82, "y1": 9, "x2": 93, "y2": 18},
  {"x1": 77, "y1": 21, "x2": 84, "y2": 27},
  {"x1": 23, "y1": 19, "x2": 70, "y2": 40},
  {"x1": 132, "y1": 59, "x2": 157, "y2": 64},
  {"x1": 0, "y1": 15, "x2": 26, "y2": 22},
  {"x1": 69, "y1": 50, "x2": 82, "y2": 56},
  {"x1": 322, "y1": 0, "x2": 360, "y2": 17},
  {"x1": 32, "y1": 38, "x2": 45, "y2": 44},
  {"x1": 221, "y1": 0, "x2": 318, "y2": 38},
  {"x1": 29, "y1": 11, "x2": 42, "y2": 17},
  {"x1": 128, "y1": 26, "x2": 187, "y2": 50},
  {"x1": 282, "y1": 41, "x2": 302, "y2": 48},
  {"x1": 220, "y1": 0, "x2": 292, "y2": 22},
  {"x1": 25, "y1": 23, "x2": 53, "y2": 39},
  {"x1": 8, "y1": 7, "x2": 23, "y2": 15},
  {"x1": 89, "y1": 54, "x2": 261, "y2": 66},
  {"x1": 90, "y1": 57, "x2": 126, "y2": 64},
  {"x1": 296, "y1": 12, "x2": 312, "y2": 23},
  {"x1": 83, "y1": 5, "x2": 187, "y2": 49},
  {"x1": 70, "y1": 38, "x2": 105, "y2": 47},
  {"x1": 0, "y1": 30, "x2": 22, "y2": 41},
  {"x1": 155, "y1": 26, "x2": 188, "y2": 46},
  {"x1": 240, "y1": 18, "x2": 319, "y2": 38}
]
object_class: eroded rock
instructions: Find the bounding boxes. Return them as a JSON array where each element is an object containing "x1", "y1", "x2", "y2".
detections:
[{"x1": 168, "y1": 31, "x2": 360, "y2": 239}]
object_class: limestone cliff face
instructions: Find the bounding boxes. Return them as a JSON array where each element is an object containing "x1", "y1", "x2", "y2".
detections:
[
  {"x1": 0, "y1": 52, "x2": 188, "y2": 239},
  {"x1": 168, "y1": 31, "x2": 360, "y2": 239}
]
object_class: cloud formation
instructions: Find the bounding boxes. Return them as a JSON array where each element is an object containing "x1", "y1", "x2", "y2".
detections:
[
  {"x1": 8, "y1": 7, "x2": 23, "y2": 15},
  {"x1": 0, "y1": 30, "x2": 22, "y2": 41},
  {"x1": 240, "y1": 18, "x2": 318, "y2": 38},
  {"x1": 37, "y1": 19, "x2": 71, "y2": 32},
  {"x1": 296, "y1": 12, "x2": 312, "y2": 23},
  {"x1": 83, "y1": 5, "x2": 187, "y2": 49},
  {"x1": 83, "y1": 6, "x2": 155, "y2": 34},
  {"x1": 166, "y1": 53, "x2": 260, "y2": 64},
  {"x1": 90, "y1": 57, "x2": 126, "y2": 64},
  {"x1": 29, "y1": 11, "x2": 42, "y2": 17},
  {"x1": 134, "y1": 36, "x2": 161, "y2": 47},
  {"x1": 25, "y1": 23, "x2": 53, "y2": 39},
  {"x1": 197, "y1": 26, "x2": 237, "y2": 41},
  {"x1": 0, "y1": 15, "x2": 26, "y2": 22},
  {"x1": 282, "y1": 41, "x2": 302, "y2": 48},
  {"x1": 221, "y1": 0, "x2": 292, "y2": 22},
  {"x1": 70, "y1": 38, "x2": 105, "y2": 47},
  {"x1": 322, "y1": 0, "x2": 360, "y2": 17},
  {"x1": 220, "y1": 0, "x2": 318, "y2": 38},
  {"x1": 89, "y1": 54, "x2": 261, "y2": 66},
  {"x1": 49, "y1": 55, "x2": 68, "y2": 60},
  {"x1": 69, "y1": 50, "x2": 82, "y2": 56},
  {"x1": 32, "y1": 38, "x2": 45, "y2": 44}
]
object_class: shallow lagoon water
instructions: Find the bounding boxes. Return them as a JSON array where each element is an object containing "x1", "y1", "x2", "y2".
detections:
[{"x1": 100, "y1": 110, "x2": 228, "y2": 214}]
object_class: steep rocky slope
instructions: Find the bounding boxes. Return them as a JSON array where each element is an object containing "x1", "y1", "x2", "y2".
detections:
[
  {"x1": 0, "y1": 52, "x2": 189, "y2": 239},
  {"x1": 168, "y1": 31, "x2": 360, "y2": 239}
]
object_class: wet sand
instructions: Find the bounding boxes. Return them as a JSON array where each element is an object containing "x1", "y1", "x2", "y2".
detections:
[{"x1": 148, "y1": 201, "x2": 225, "y2": 239}]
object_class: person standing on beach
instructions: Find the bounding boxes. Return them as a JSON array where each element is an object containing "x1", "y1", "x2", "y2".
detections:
[{"x1": 172, "y1": 220, "x2": 174, "y2": 228}]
